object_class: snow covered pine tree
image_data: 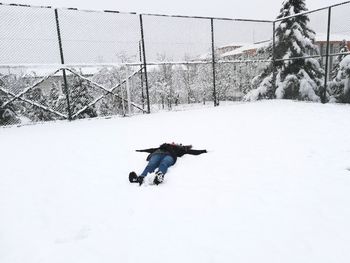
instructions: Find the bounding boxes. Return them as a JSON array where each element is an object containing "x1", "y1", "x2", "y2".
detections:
[
  {"x1": 245, "y1": 0, "x2": 324, "y2": 101},
  {"x1": 330, "y1": 39, "x2": 349, "y2": 80},
  {"x1": 328, "y1": 41, "x2": 350, "y2": 103},
  {"x1": 0, "y1": 81, "x2": 20, "y2": 126},
  {"x1": 328, "y1": 40, "x2": 350, "y2": 103}
]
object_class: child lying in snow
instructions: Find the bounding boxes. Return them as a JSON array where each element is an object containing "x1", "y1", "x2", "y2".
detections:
[{"x1": 129, "y1": 142, "x2": 207, "y2": 185}]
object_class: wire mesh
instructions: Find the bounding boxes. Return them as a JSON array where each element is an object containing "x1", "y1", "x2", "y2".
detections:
[
  {"x1": 142, "y1": 15, "x2": 212, "y2": 62},
  {"x1": 270, "y1": 9, "x2": 330, "y2": 102},
  {"x1": 1, "y1": 3, "x2": 349, "y2": 127},
  {"x1": 146, "y1": 62, "x2": 213, "y2": 109},
  {"x1": 0, "y1": 67, "x2": 69, "y2": 125},
  {"x1": 329, "y1": 2, "x2": 350, "y2": 55},
  {"x1": 328, "y1": 3, "x2": 350, "y2": 81},
  {"x1": 273, "y1": 9, "x2": 328, "y2": 61},
  {"x1": 58, "y1": 9, "x2": 141, "y2": 64},
  {"x1": 86, "y1": 65, "x2": 145, "y2": 116},
  {"x1": 215, "y1": 61, "x2": 270, "y2": 102},
  {"x1": 141, "y1": 15, "x2": 215, "y2": 107},
  {"x1": 61, "y1": 66, "x2": 144, "y2": 119},
  {"x1": 0, "y1": 5, "x2": 60, "y2": 64},
  {"x1": 308, "y1": 9, "x2": 331, "y2": 80},
  {"x1": 214, "y1": 19, "x2": 273, "y2": 52},
  {"x1": 327, "y1": 3, "x2": 350, "y2": 103},
  {"x1": 213, "y1": 19, "x2": 272, "y2": 101}
]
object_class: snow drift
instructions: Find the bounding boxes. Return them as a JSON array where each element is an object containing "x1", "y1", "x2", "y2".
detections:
[{"x1": 1, "y1": 100, "x2": 350, "y2": 263}]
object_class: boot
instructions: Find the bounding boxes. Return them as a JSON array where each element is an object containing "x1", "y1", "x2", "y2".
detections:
[
  {"x1": 137, "y1": 176, "x2": 144, "y2": 186},
  {"x1": 153, "y1": 171, "x2": 164, "y2": 185},
  {"x1": 129, "y1": 171, "x2": 138, "y2": 183}
]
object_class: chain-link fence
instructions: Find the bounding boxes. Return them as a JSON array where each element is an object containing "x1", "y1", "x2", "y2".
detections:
[
  {"x1": 272, "y1": 2, "x2": 350, "y2": 103},
  {"x1": 1, "y1": 2, "x2": 350, "y2": 127},
  {"x1": 213, "y1": 19, "x2": 272, "y2": 103}
]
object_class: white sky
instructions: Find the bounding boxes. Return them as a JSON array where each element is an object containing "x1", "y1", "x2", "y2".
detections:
[{"x1": 3, "y1": 0, "x2": 345, "y2": 20}]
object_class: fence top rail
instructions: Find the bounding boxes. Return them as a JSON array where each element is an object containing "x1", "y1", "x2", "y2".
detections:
[
  {"x1": 1, "y1": 1, "x2": 350, "y2": 24},
  {"x1": 0, "y1": 2, "x2": 273, "y2": 23},
  {"x1": 274, "y1": 0, "x2": 350, "y2": 22},
  {"x1": 0, "y1": 2, "x2": 137, "y2": 14},
  {"x1": 140, "y1": 13, "x2": 273, "y2": 23}
]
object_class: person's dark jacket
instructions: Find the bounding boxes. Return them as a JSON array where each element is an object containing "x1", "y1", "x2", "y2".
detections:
[{"x1": 136, "y1": 143, "x2": 207, "y2": 164}]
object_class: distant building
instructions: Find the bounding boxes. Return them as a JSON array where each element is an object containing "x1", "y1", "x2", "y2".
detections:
[
  {"x1": 217, "y1": 40, "x2": 270, "y2": 60},
  {"x1": 315, "y1": 33, "x2": 350, "y2": 56},
  {"x1": 218, "y1": 33, "x2": 350, "y2": 64},
  {"x1": 216, "y1": 34, "x2": 350, "y2": 80}
]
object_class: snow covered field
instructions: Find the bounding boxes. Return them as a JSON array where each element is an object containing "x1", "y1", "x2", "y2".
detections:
[{"x1": 1, "y1": 100, "x2": 350, "y2": 263}]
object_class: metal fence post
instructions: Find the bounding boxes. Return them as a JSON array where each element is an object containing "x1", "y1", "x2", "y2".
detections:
[
  {"x1": 210, "y1": 18, "x2": 218, "y2": 106},
  {"x1": 120, "y1": 82, "x2": 126, "y2": 116},
  {"x1": 125, "y1": 66, "x2": 132, "y2": 115},
  {"x1": 139, "y1": 14, "x2": 150, "y2": 114},
  {"x1": 139, "y1": 41, "x2": 145, "y2": 110},
  {"x1": 54, "y1": 9, "x2": 72, "y2": 120},
  {"x1": 272, "y1": 21, "x2": 277, "y2": 91},
  {"x1": 323, "y1": 7, "x2": 332, "y2": 104}
]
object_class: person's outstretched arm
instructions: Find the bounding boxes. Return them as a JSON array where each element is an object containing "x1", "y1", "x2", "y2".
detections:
[
  {"x1": 136, "y1": 147, "x2": 159, "y2": 153},
  {"x1": 186, "y1": 149, "x2": 207, "y2": 155}
]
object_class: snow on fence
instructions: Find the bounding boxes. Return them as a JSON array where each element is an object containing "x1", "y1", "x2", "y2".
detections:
[{"x1": 0, "y1": 1, "x2": 350, "y2": 126}]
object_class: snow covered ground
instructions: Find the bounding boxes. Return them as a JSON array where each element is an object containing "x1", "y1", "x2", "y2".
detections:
[{"x1": 1, "y1": 100, "x2": 350, "y2": 263}]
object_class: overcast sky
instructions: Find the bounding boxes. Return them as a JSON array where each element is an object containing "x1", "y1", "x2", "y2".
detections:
[{"x1": 4, "y1": 0, "x2": 345, "y2": 20}]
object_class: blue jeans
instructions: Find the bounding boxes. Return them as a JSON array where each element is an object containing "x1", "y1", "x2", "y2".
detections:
[{"x1": 140, "y1": 153, "x2": 175, "y2": 177}]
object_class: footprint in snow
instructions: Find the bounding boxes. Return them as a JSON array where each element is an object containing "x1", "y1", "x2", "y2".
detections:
[{"x1": 55, "y1": 226, "x2": 91, "y2": 244}]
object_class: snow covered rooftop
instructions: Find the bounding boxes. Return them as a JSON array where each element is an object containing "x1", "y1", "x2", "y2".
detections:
[
  {"x1": 218, "y1": 33, "x2": 350, "y2": 58},
  {"x1": 315, "y1": 33, "x2": 350, "y2": 42},
  {"x1": 220, "y1": 41, "x2": 270, "y2": 58},
  {"x1": 217, "y1": 42, "x2": 252, "y2": 49},
  {"x1": 24, "y1": 66, "x2": 104, "y2": 77}
]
